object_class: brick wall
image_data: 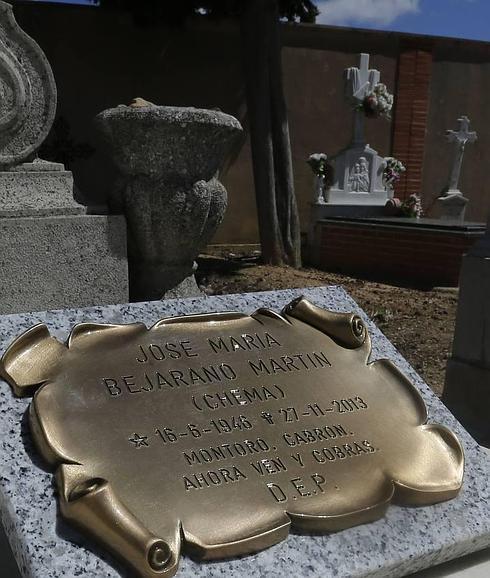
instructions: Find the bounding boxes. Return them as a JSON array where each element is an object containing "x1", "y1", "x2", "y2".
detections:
[
  {"x1": 314, "y1": 220, "x2": 482, "y2": 286},
  {"x1": 392, "y1": 48, "x2": 433, "y2": 200}
]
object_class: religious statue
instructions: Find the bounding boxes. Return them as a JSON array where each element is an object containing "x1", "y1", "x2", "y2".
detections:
[
  {"x1": 311, "y1": 53, "x2": 392, "y2": 211},
  {"x1": 348, "y1": 157, "x2": 370, "y2": 192}
]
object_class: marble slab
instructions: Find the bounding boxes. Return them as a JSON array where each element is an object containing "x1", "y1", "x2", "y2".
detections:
[{"x1": 0, "y1": 287, "x2": 489, "y2": 578}]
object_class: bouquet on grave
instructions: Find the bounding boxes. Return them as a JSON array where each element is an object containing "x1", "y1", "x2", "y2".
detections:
[
  {"x1": 383, "y1": 156, "x2": 406, "y2": 187},
  {"x1": 307, "y1": 153, "x2": 329, "y2": 177},
  {"x1": 359, "y1": 83, "x2": 394, "y2": 119},
  {"x1": 384, "y1": 194, "x2": 423, "y2": 218},
  {"x1": 401, "y1": 194, "x2": 423, "y2": 218}
]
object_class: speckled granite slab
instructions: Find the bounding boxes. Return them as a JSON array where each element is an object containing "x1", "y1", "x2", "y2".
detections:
[{"x1": 0, "y1": 287, "x2": 489, "y2": 578}]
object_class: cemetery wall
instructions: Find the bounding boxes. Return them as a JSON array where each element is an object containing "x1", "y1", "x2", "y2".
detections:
[{"x1": 12, "y1": 2, "x2": 490, "y2": 244}]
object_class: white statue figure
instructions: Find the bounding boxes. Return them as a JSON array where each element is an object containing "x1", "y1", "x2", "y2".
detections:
[
  {"x1": 348, "y1": 157, "x2": 370, "y2": 192},
  {"x1": 358, "y1": 157, "x2": 370, "y2": 191},
  {"x1": 348, "y1": 162, "x2": 360, "y2": 192}
]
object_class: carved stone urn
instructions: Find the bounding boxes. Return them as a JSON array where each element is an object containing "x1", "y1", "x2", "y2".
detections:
[{"x1": 94, "y1": 100, "x2": 242, "y2": 300}]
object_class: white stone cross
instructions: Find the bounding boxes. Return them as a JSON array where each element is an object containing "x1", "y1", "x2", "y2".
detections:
[
  {"x1": 345, "y1": 53, "x2": 381, "y2": 145},
  {"x1": 446, "y1": 116, "x2": 477, "y2": 193},
  {"x1": 346, "y1": 53, "x2": 380, "y2": 102}
]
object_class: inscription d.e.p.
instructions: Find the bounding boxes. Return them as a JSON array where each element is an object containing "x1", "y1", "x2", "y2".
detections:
[{"x1": 0, "y1": 297, "x2": 464, "y2": 578}]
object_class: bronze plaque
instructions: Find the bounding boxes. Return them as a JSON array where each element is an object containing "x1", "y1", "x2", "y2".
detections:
[{"x1": 0, "y1": 298, "x2": 463, "y2": 578}]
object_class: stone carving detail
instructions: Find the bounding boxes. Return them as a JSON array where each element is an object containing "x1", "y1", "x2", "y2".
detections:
[
  {"x1": 348, "y1": 156, "x2": 370, "y2": 192},
  {"x1": 0, "y1": 1, "x2": 57, "y2": 168},
  {"x1": 318, "y1": 54, "x2": 388, "y2": 207},
  {"x1": 445, "y1": 115, "x2": 477, "y2": 194},
  {"x1": 345, "y1": 53, "x2": 380, "y2": 147},
  {"x1": 94, "y1": 102, "x2": 242, "y2": 300},
  {"x1": 436, "y1": 116, "x2": 477, "y2": 221}
]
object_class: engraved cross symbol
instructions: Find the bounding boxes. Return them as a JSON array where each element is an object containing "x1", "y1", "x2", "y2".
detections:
[
  {"x1": 445, "y1": 116, "x2": 477, "y2": 192},
  {"x1": 129, "y1": 433, "x2": 149, "y2": 448}
]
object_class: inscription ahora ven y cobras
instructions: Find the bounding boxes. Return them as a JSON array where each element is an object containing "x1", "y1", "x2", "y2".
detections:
[{"x1": 105, "y1": 331, "x2": 378, "y2": 500}]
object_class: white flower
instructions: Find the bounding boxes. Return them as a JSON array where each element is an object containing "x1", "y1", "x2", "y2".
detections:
[{"x1": 308, "y1": 153, "x2": 327, "y2": 162}]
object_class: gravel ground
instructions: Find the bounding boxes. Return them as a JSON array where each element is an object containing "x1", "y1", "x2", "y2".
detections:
[{"x1": 197, "y1": 254, "x2": 459, "y2": 397}]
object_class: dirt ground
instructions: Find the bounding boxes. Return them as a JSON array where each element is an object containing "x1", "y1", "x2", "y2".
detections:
[{"x1": 197, "y1": 253, "x2": 459, "y2": 397}]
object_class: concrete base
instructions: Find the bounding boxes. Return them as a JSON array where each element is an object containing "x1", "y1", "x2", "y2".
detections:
[
  {"x1": 0, "y1": 214, "x2": 129, "y2": 314},
  {"x1": 308, "y1": 203, "x2": 386, "y2": 248},
  {"x1": 435, "y1": 192, "x2": 468, "y2": 222},
  {"x1": 443, "y1": 358, "x2": 490, "y2": 447},
  {"x1": 311, "y1": 203, "x2": 387, "y2": 218},
  {"x1": 308, "y1": 216, "x2": 485, "y2": 286}
]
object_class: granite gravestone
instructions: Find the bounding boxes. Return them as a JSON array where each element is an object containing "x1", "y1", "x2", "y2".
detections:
[
  {"x1": 0, "y1": 287, "x2": 489, "y2": 578},
  {"x1": 444, "y1": 218, "x2": 490, "y2": 446},
  {"x1": 0, "y1": 0, "x2": 128, "y2": 314},
  {"x1": 436, "y1": 116, "x2": 477, "y2": 222},
  {"x1": 0, "y1": 294, "x2": 464, "y2": 577}
]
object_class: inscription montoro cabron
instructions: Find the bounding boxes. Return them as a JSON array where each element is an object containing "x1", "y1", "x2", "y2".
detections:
[{"x1": 0, "y1": 297, "x2": 464, "y2": 578}]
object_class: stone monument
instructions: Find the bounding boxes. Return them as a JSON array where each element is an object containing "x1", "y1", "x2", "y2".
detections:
[
  {"x1": 94, "y1": 99, "x2": 242, "y2": 301},
  {"x1": 318, "y1": 54, "x2": 389, "y2": 211},
  {"x1": 0, "y1": 287, "x2": 489, "y2": 577},
  {"x1": 443, "y1": 216, "x2": 490, "y2": 446},
  {"x1": 436, "y1": 116, "x2": 477, "y2": 221},
  {"x1": 0, "y1": 0, "x2": 128, "y2": 314}
]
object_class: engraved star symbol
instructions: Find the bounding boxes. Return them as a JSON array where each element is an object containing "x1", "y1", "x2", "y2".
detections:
[{"x1": 129, "y1": 433, "x2": 149, "y2": 448}]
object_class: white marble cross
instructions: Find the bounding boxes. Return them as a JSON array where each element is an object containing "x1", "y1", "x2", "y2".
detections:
[
  {"x1": 345, "y1": 53, "x2": 381, "y2": 145},
  {"x1": 346, "y1": 53, "x2": 380, "y2": 102},
  {"x1": 446, "y1": 116, "x2": 477, "y2": 193}
]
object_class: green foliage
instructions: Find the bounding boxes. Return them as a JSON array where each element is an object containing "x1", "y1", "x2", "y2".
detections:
[{"x1": 96, "y1": 0, "x2": 319, "y2": 27}]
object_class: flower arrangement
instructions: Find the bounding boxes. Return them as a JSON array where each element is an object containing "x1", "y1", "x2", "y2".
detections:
[
  {"x1": 307, "y1": 153, "x2": 330, "y2": 204},
  {"x1": 307, "y1": 153, "x2": 328, "y2": 177},
  {"x1": 401, "y1": 194, "x2": 423, "y2": 218},
  {"x1": 359, "y1": 83, "x2": 393, "y2": 119},
  {"x1": 384, "y1": 194, "x2": 423, "y2": 218},
  {"x1": 383, "y1": 156, "x2": 406, "y2": 187}
]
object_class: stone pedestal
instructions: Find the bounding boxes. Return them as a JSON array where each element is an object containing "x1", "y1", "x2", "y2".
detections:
[
  {"x1": 443, "y1": 226, "x2": 490, "y2": 445},
  {"x1": 0, "y1": 161, "x2": 83, "y2": 216},
  {"x1": 0, "y1": 1, "x2": 129, "y2": 314},
  {"x1": 0, "y1": 214, "x2": 128, "y2": 314},
  {"x1": 0, "y1": 162, "x2": 129, "y2": 315},
  {"x1": 94, "y1": 103, "x2": 242, "y2": 301},
  {"x1": 435, "y1": 191, "x2": 468, "y2": 222}
]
